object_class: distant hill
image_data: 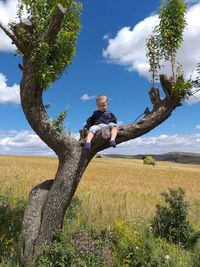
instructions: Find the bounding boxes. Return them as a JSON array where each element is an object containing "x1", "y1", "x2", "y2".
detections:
[{"x1": 101, "y1": 152, "x2": 200, "y2": 164}]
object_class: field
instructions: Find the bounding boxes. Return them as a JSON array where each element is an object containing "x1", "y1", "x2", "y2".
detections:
[{"x1": 0, "y1": 154, "x2": 200, "y2": 232}]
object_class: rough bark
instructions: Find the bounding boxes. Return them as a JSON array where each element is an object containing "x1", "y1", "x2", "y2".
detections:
[
  {"x1": 0, "y1": 7, "x2": 183, "y2": 267},
  {"x1": 22, "y1": 179, "x2": 53, "y2": 262},
  {"x1": 21, "y1": 149, "x2": 93, "y2": 266}
]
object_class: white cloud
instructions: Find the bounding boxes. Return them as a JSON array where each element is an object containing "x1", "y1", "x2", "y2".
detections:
[
  {"x1": 0, "y1": 130, "x2": 56, "y2": 156},
  {"x1": 0, "y1": 73, "x2": 20, "y2": 104},
  {"x1": 103, "y1": 15, "x2": 159, "y2": 76},
  {"x1": 186, "y1": 0, "x2": 200, "y2": 5},
  {"x1": 0, "y1": 0, "x2": 19, "y2": 52},
  {"x1": 196, "y1": 124, "x2": 200, "y2": 129},
  {"x1": 102, "y1": 133, "x2": 200, "y2": 155},
  {"x1": 103, "y1": 34, "x2": 110, "y2": 40},
  {"x1": 103, "y1": 2, "x2": 200, "y2": 104},
  {"x1": 1, "y1": 130, "x2": 200, "y2": 156},
  {"x1": 81, "y1": 94, "x2": 96, "y2": 102},
  {"x1": 185, "y1": 87, "x2": 200, "y2": 105}
]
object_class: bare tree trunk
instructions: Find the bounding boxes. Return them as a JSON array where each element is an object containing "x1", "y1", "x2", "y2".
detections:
[
  {"x1": 21, "y1": 147, "x2": 94, "y2": 266},
  {"x1": 19, "y1": 57, "x2": 96, "y2": 265}
]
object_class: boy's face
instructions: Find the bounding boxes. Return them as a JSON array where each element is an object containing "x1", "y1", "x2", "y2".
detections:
[{"x1": 96, "y1": 99, "x2": 108, "y2": 112}]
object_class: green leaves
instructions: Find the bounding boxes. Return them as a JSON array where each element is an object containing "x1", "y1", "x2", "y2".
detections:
[
  {"x1": 16, "y1": 0, "x2": 81, "y2": 89},
  {"x1": 146, "y1": 0, "x2": 187, "y2": 86},
  {"x1": 52, "y1": 108, "x2": 68, "y2": 133},
  {"x1": 172, "y1": 73, "x2": 192, "y2": 99},
  {"x1": 158, "y1": 0, "x2": 187, "y2": 78},
  {"x1": 143, "y1": 155, "x2": 155, "y2": 166},
  {"x1": 152, "y1": 187, "x2": 200, "y2": 249},
  {"x1": 146, "y1": 28, "x2": 162, "y2": 87}
]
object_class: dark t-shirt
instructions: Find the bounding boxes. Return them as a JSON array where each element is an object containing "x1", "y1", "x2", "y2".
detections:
[{"x1": 85, "y1": 110, "x2": 117, "y2": 130}]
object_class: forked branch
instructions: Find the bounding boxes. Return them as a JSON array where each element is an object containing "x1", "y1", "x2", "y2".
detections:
[
  {"x1": 79, "y1": 75, "x2": 182, "y2": 154},
  {"x1": 42, "y1": 4, "x2": 66, "y2": 43}
]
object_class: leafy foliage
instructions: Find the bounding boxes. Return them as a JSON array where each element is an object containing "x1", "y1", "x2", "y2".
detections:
[
  {"x1": 0, "y1": 195, "x2": 26, "y2": 262},
  {"x1": 14, "y1": 0, "x2": 81, "y2": 89},
  {"x1": 152, "y1": 187, "x2": 200, "y2": 249},
  {"x1": 52, "y1": 108, "x2": 68, "y2": 133},
  {"x1": 112, "y1": 219, "x2": 191, "y2": 267},
  {"x1": 143, "y1": 155, "x2": 155, "y2": 166},
  {"x1": 146, "y1": 0, "x2": 192, "y2": 100},
  {"x1": 146, "y1": 28, "x2": 162, "y2": 87},
  {"x1": 38, "y1": 227, "x2": 112, "y2": 267},
  {"x1": 65, "y1": 196, "x2": 82, "y2": 221},
  {"x1": 172, "y1": 70, "x2": 192, "y2": 99},
  {"x1": 0, "y1": 193, "x2": 199, "y2": 266},
  {"x1": 146, "y1": 0, "x2": 187, "y2": 81},
  {"x1": 191, "y1": 243, "x2": 200, "y2": 267},
  {"x1": 38, "y1": 196, "x2": 111, "y2": 267},
  {"x1": 158, "y1": 0, "x2": 187, "y2": 78}
]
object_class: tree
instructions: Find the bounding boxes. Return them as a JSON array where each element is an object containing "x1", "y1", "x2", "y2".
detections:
[{"x1": 0, "y1": 0, "x2": 198, "y2": 266}]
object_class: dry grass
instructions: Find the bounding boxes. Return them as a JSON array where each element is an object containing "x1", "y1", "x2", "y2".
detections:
[
  {"x1": 0, "y1": 155, "x2": 200, "y2": 231},
  {"x1": 0, "y1": 155, "x2": 58, "y2": 198}
]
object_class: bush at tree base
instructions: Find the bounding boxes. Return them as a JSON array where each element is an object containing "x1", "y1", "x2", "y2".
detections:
[{"x1": 151, "y1": 187, "x2": 200, "y2": 249}]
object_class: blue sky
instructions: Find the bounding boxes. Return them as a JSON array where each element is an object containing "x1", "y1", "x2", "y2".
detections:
[{"x1": 0, "y1": 0, "x2": 200, "y2": 155}]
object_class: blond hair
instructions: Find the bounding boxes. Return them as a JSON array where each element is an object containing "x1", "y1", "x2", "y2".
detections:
[{"x1": 96, "y1": 95, "x2": 108, "y2": 102}]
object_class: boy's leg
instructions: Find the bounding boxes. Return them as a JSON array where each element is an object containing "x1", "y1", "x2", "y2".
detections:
[
  {"x1": 109, "y1": 123, "x2": 119, "y2": 148},
  {"x1": 86, "y1": 131, "x2": 94, "y2": 143},
  {"x1": 111, "y1": 126, "x2": 118, "y2": 141},
  {"x1": 109, "y1": 123, "x2": 119, "y2": 141},
  {"x1": 85, "y1": 125, "x2": 101, "y2": 150},
  {"x1": 87, "y1": 124, "x2": 107, "y2": 142}
]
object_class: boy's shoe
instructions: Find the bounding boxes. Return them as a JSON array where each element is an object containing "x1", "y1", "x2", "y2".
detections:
[
  {"x1": 110, "y1": 140, "x2": 116, "y2": 148},
  {"x1": 84, "y1": 142, "x2": 91, "y2": 150}
]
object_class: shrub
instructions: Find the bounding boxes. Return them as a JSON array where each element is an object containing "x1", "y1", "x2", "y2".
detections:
[
  {"x1": 38, "y1": 196, "x2": 112, "y2": 267},
  {"x1": 0, "y1": 194, "x2": 26, "y2": 262},
  {"x1": 65, "y1": 196, "x2": 82, "y2": 221},
  {"x1": 191, "y1": 243, "x2": 200, "y2": 267},
  {"x1": 143, "y1": 156, "x2": 155, "y2": 166},
  {"x1": 152, "y1": 187, "x2": 200, "y2": 249},
  {"x1": 112, "y1": 219, "x2": 191, "y2": 267},
  {"x1": 37, "y1": 228, "x2": 112, "y2": 267}
]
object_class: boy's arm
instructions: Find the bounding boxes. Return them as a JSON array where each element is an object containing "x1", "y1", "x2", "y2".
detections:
[
  {"x1": 85, "y1": 113, "x2": 95, "y2": 130},
  {"x1": 80, "y1": 114, "x2": 95, "y2": 140}
]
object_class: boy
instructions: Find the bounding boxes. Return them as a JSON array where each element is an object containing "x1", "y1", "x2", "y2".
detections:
[{"x1": 84, "y1": 95, "x2": 119, "y2": 150}]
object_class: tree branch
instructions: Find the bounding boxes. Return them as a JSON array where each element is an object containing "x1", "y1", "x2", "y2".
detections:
[
  {"x1": 20, "y1": 58, "x2": 76, "y2": 158},
  {"x1": 89, "y1": 100, "x2": 178, "y2": 153},
  {"x1": 0, "y1": 21, "x2": 26, "y2": 53},
  {"x1": 42, "y1": 4, "x2": 66, "y2": 43},
  {"x1": 79, "y1": 75, "x2": 181, "y2": 154},
  {"x1": 149, "y1": 87, "x2": 162, "y2": 108},
  {"x1": 191, "y1": 78, "x2": 200, "y2": 88},
  {"x1": 159, "y1": 74, "x2": 173, "y2": 99},
  {"x1": 144, "y1": 107, "x2": 151, "y2": 117}
]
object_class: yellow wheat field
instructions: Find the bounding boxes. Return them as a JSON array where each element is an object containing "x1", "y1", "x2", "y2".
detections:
[{"x1": 0, "y1": 155, "x2": 200, "y2": 232}]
